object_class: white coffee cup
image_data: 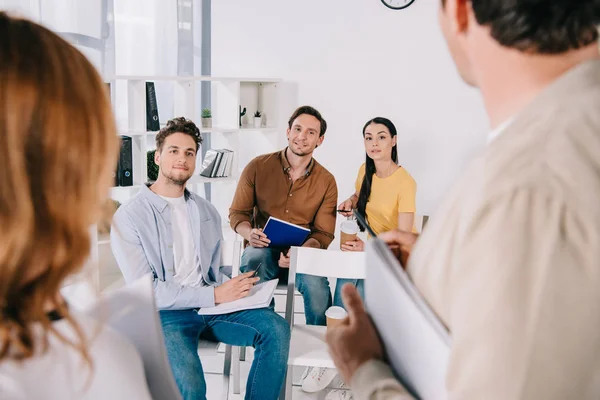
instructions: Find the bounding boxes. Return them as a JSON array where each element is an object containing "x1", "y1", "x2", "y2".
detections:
[
  {"x1": 325, "y1": 306, "x2": 348, "y2": 330},
  {"x1": 340, "y1": 220, "x2": 360, "y2": 249}
]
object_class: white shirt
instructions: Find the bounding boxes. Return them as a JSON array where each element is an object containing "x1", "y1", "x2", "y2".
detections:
[
  {"x1": 160, "y1": 195, "x2": 204, "y2": 288},
  {"x1": 0, "y1": 312, "x2": 151, "y2": 400}
]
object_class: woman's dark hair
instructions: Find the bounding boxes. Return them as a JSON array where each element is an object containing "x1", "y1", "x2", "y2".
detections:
[{"x1": 356, "y1": 117, "x2": 398, "y2": 232}]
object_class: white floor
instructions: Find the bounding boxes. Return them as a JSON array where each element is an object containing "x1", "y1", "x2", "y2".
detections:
[{"x1": 202, "y1": 346, "x2": 343, "y2": 400}]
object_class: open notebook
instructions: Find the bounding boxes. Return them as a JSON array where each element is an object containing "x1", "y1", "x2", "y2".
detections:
[
  {"x1": 366, "y1": 239, "x2": 451, "y2": 400},
  {"x1": 198, "y1": 278, "x2": 279, "y2": 316}
]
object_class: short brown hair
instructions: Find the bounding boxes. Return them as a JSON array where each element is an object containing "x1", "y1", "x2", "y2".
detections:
[
  {"x1": 442, "y1": 0, "x2": 600, "y2": 54},
  {"x1": 287, "y1": 106, "x2": 327, "y2": 137},
  {"x1": 156, "y1": 117, "x2": 203, "y2": 152}
]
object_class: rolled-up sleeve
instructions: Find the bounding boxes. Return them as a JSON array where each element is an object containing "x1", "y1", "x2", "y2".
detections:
[
  {"x1": 351, "y1": 360, "x2": 413, "y2": 400},
  {"x1": 229, "y1": 159, "x2": 257, "y2": 232},
  {"x1": 307, "y1": 175, "x2": 337, "y2": 248},
  {"x1": 111, "y1": 209, "x2": 215, "y2": 310}
]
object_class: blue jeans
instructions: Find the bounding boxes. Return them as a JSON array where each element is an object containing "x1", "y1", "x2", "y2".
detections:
[
  {"x1": 333, "y1": 278, "x2": 365, "y2": 309},
  {"x1": 159, "y1": 308, "x2": 290, "y2": 400},
  {"x1": 240, "y1": 246, "x2": 332, "y2": 326}
]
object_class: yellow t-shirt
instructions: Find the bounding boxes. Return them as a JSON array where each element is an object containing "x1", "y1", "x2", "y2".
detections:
[{"x1": 354, "y1": 163, "x2": 416, "y2": 235}]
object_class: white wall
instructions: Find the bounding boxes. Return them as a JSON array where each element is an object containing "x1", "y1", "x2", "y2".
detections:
[{"x1": 212, "y1": 0, "x2": 489, "y2": 216}]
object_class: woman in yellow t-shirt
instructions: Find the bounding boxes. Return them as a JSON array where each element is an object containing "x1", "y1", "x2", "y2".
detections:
[{"x1": 336, "y1": 116, "x2": 417, "y2": 304}]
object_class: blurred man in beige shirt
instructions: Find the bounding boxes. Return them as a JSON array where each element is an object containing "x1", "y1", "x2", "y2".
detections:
[{"x1": 326, "y1": 0, "x2": 600, "y2": 399}]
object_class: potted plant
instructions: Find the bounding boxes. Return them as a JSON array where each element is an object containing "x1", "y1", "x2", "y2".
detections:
[
  {"x1": 147, "y1": 149, "x2": 159, "y2": 182},
  {"x1": 253, "y1": 110, "x2": 262, "y2": 128},
  {"x1": 201, "y1": 108, "x2": 212, "y2": 128}
]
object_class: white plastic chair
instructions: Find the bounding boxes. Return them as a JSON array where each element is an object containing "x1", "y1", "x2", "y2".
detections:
[
  {"x1": 281, "y1": 246, "x2": 366, "y2": 399},
  {"x1": 195, "y1": 238, "x2": 244, "y2": 399},
  {"x1": 228, "y1": 235, "x2": 248, "y2": 396},
  {"x1": 414, "y1": 214, "x2": 430, "y2": 233}
]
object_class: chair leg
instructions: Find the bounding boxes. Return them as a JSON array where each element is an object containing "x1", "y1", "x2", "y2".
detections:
[
  {"x1": 239, "y1": 346, "x2": 246, "y2": 361},
  {"x1": 232, "y1": 346, "x2": 241, "y2": 395},
  {"x1": 222, "y1": 344, "x2": 232, "y2": 400}
]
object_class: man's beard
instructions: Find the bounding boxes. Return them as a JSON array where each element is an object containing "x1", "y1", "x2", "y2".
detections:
[
  {"x1": 289, "y1": 142, "x2": 313, "y2": 157},
  {"x1": 162, "y1": 169, "x2": 191, "y2": 186}
]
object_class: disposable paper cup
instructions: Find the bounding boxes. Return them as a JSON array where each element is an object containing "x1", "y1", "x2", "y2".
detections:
[
  {"x1": 340, "y1": 220, "x2": 359, "y2": 249},
  {"x1": 325, "y1": 306, "x2": 348, "y2": 330}
]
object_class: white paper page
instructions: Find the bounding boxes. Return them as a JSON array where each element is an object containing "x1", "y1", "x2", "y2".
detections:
[{"x1": 197, "y1": 279, "x2": 279, "y2": 316}]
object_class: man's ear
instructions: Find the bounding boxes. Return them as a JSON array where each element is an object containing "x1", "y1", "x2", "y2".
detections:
[
  {"x1": 154, "y1": 149, "x2": 160, "y2": 165},
  {"x1": 447, "y1": 0, "x2": 471, "y2": 35},
  {"x1": 316, "y1": 135, "x2": 325, "y2": 149}
]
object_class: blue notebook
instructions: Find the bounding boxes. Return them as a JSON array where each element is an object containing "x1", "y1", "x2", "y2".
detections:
[{"x1": 262, "y1": 216, "x2": 311, "y2": 247}]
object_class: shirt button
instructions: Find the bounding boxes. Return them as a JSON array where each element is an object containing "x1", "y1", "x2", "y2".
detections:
[
  {"x1": 168, "y1": 268, "x2": 173, "y2": 272},
  {"x1": 289, "y1": 194, "x2": 292, "y2": 197},
  {"x1": 285, "y1": 210, "x2": 289, "y2": 213},
  {"x1": 168, "y1": 244, "x2": 173, "y2": 249}
]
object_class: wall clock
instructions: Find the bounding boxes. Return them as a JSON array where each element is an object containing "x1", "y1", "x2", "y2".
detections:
[{"x1": 381, "y1": 0, "x2": 416, "y2": 10}]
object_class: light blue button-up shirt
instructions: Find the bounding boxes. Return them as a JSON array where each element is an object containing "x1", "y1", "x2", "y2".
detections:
[{"x1": 111, "y1": 184, "x2": 224, "y2": 310}]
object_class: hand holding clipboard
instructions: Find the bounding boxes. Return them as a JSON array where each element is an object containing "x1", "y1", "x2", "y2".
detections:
[{"x1": 353, "y1": 209, "x2": 418, "y2": 269}]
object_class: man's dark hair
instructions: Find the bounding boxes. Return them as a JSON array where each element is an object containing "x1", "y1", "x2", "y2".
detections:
[
  {"x1": 156, "y1": 116, "x2": 203, "y2": 152},
  {"x1": 443, "y1": 0, "x2": 600, "y2": 54},
  {"x1": 287, "y1": 105, "x2": 327, "y2": 137}
]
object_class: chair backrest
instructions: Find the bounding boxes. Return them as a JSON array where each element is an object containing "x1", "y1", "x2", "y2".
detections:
[
  {"x1": 290, "y1": 247, "x2": 366, "y2": 279},
  {"x1": 221, "y1": 236, "x2": 244, "y2": 278},
  {"x1": 285, "y1": 246, "x2": 366, "y2": 326},
  {"x1": 414, "y1": 214, "x2": 430, "y2": 234}
]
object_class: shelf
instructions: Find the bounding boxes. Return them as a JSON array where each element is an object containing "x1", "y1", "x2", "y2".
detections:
[
  {"x1": 98, "y1": 234, "x2": 111, "y2": 245},
  {"x1": 199, "y1": 127, "x2": 279, "y2": 134},
  {"x1": 239, "y1": 127, "x2": 278, "y2": 133},
  {"x1": 111, "y1": 184, "x2": 143, "y2": 189},
  {"x1": 107, "y1": 75, "x2": 280, "y2": 83},
  {"x1": 188, "y1": 175, "x2": 237, "y2": 184},
  {"x1": 119, "y1": 131, "x2": 153, "y2": 137},
  {"x1": 199, "y1": 127, "x2": 239, "y2": 134}
]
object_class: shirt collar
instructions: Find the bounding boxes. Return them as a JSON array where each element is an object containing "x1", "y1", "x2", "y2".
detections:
[
  {"x1": 487, "y1": 117, "x2": 514, "y2": 144},
  {"x1": 140, "y1": 184, "x2": 191, "y2": 213},
  {"x1": 279, "y1": 147, "x2": 315, "y2": 177}
]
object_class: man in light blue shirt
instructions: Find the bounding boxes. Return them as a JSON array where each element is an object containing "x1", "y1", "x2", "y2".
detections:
[{"x1": 111, "y1": 117, "x2": 290, "y2": 400}]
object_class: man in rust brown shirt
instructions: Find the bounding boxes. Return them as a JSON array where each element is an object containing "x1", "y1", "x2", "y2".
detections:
[{"x1": 229, "y1": 105, "x2": 338, "y2": 325}]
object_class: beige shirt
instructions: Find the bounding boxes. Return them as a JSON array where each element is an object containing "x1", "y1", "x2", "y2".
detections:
[{"x1": 352, "y1": 60, "x2": 600, "y2": 399}]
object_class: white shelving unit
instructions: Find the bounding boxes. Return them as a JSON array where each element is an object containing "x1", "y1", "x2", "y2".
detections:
[{"x1": 93, "y1": 75, "x2": 292, "y2": 292}]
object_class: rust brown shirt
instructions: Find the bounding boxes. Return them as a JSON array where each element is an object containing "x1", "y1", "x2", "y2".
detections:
[{"x1": 229, "y1": 149, "x2": 338, "y2": 249}]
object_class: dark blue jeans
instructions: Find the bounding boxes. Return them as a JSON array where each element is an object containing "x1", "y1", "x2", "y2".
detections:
[
  {"x1": 333, "y1": 278, "x2": 365, "y2": 309},
  {"x1": 240, "y1": 246, "x2": 332, "y2": 326},
  {"x1": 159, "y1": 308, "x2": 290, "y2": 400}
]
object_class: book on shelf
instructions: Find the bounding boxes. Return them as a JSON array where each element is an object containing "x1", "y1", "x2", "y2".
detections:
[
  {"x1": 199, "y1": 149, "x2": 234, "y2": 178},
  {"x1": 145, "y1": 82, "x2": 160, "y2": 131}
]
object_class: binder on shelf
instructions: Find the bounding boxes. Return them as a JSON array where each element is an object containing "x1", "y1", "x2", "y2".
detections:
[
  {"x1": 210, "y1": 151, "x2": 224, "y2": 178},
  {"x1": 199, "y1": 149, "x2": 219, "y2": 177},
  {"x1": 217, "y1": 150, "x2": 232, "y2": 177},
  {"x1": 199, "y1": 149, "x2": 234, "y2": 178},
  {"x1": 262, "y1": 216, "x2": 311, "y2": 247},
  {"x1": 225, "y1": 151, "x2": 234, "y2": 177},
  {"x1": 146, "y1": 82, "x2": 160, "y2": 131}
]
